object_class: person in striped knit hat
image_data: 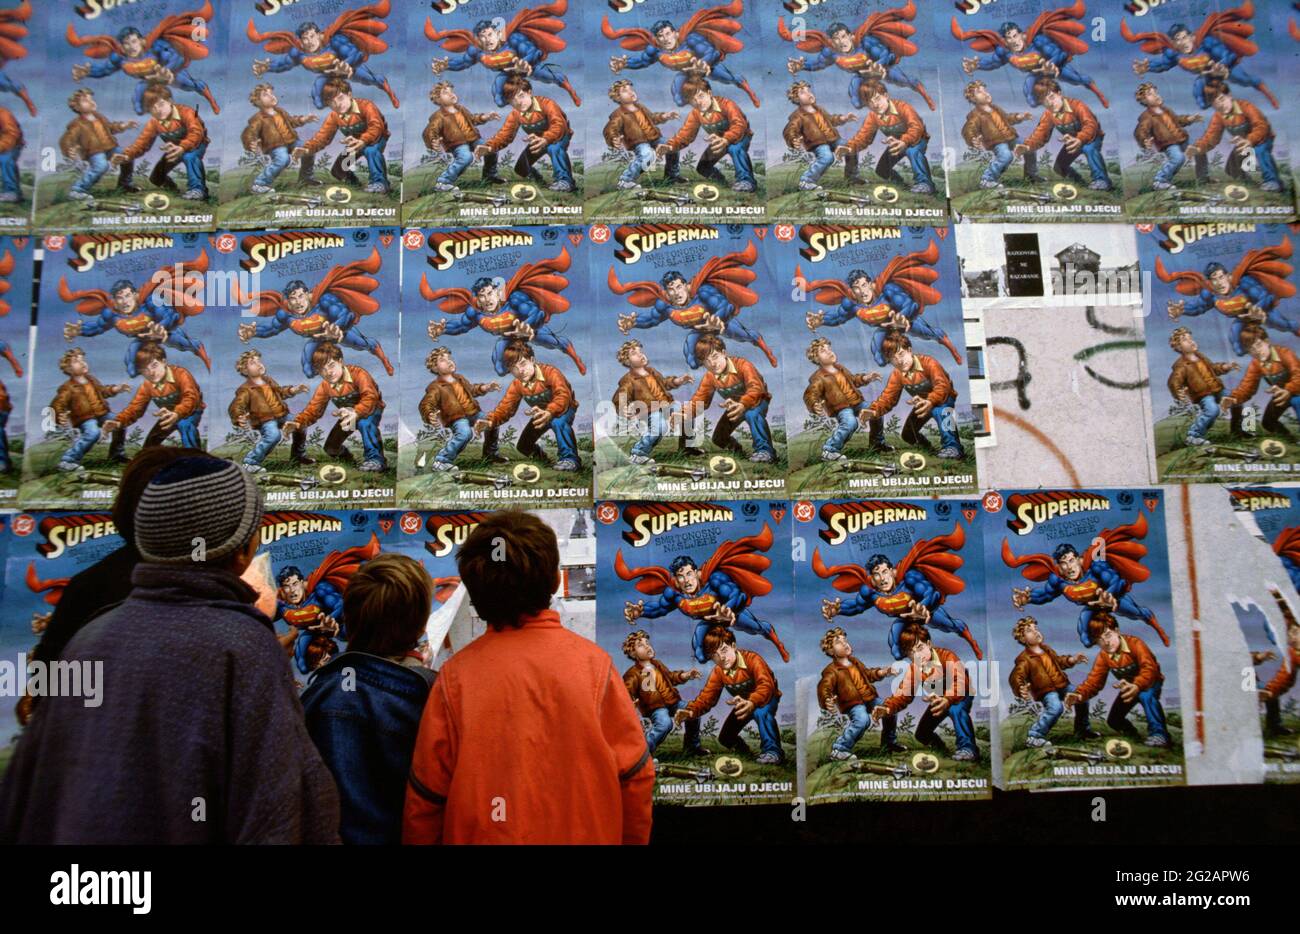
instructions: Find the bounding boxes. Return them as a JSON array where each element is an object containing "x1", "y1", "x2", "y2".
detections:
[{"x1": 0, "y1": 455, "x2": 340, "y2": 844}]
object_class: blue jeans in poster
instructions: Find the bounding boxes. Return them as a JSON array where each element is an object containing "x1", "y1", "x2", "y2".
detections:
[
  {"x1": 435, "y1": 416, "x2": 475, "y2": 464},
  {"x1": 718, "y1": 692, "x2": 782, "y2": 758},
  {"x1": 982, "y1": 141, "x2": 1015, "y2": 185},
  {"x1": 874, "y1": 136, "x2": 933, "y2": 190},
  {"x1": 253, "y1": 145, "x2": 292, "y2": 188},
  {"x1": 1052, "y1": 136, "x2": 1110, "y2": 188},
  {"x1": 245, "y1": 418, "x2": 284, "y2": 467},
  {"x1": 1187, "y1": 392, "x2": 1219, "y2": 442},
  {"x1": 353, "y1": 410, "x2": 385, "y2": 464},
  {"x1": 825, "y1": 402, "x2": 868, "y2": 455},
  {"x1": 833, "y1": 699, "x2": 898, "y2": 754},
  {"x1": 359, "y1": 134, "x2": 390, "y2": 189},
  {"x1": 1155, "y1": 143, "x2": 1186, "y2": 187},
  {"x1": 72, "y1": 150, "x2": 116, "y2": 195},
  {"x1": 1030, "y1": 687, "x2": 1092, "y2": 738},
  {"x1": 631, "y1": 406, "x2": 667, "y2": 459},
  {"x1": 647, "y1": 701, "x2": 702, "y2": 755},
  {"x1": 710, "y1": 397, "x2": 774, "y2": 458},
  {"x1": 800, "y1": 143, "x2": 835, "y2": 187},
  {"x1": 61, "y1": 416, "x2": 105, "y2": 466},
  {"x1": 518, "y1": 404, "x2": 577, "y2": 463},
  {"x1": 436, "y1": 143, "x2": 474, "y2": 186},
  {"x1": 1108, "y1": 679, "x2": 1169, "y2": 741},
  {"x1": 619, "y1": 142, "x2": 657, "y2": 185},
  {"x1": 916, "y1": 694, "x2": 977, "y2": 755},
  {"x1": 697, "y1": 133, "x2": 755, "y2": 187}
]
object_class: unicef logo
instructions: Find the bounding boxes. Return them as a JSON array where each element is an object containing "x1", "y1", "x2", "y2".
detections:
[
  {"x1": 1118, "y1": 492, "x2": 1134, "y2": 507},
  {"x1": 742, "y1": 502, "x2": 759, "y2": 517},
  {"x1": 350, "y1": 512, "x2": 369, "y2": 528},
  {"x1": 353, "y1": 229, "x2": 370, "y2": 243},
  {"x1": 935, "y1": 501, "x2": 951, "y2": 517}
]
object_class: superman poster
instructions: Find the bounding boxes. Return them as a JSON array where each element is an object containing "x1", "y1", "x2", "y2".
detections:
[
  {"x1": 934, "y1": 0, "x2": 1126, "y2": 222},
  {"x1": 984, "y1": 488, "x2": 1185, "y2": 791},
  {"x1": 766, "y1": 0, "x2": 947, "y2": 226},
  {"x1": 595, "y1": 499, "x2": 796, "y2": 806},
  {"x1": 210, "y1": 227, "x2": 400, "y2": 510},
  {"x1": 21, "y1": 232, "x2": 214, "y2": 510},
  {"x1": 1111, "y1": 0, "x2": 1295, "y2": 223},
  {"x1": 406, "y1": 0, "x2": 584, "y2": 227},
  {"x1": 36, "y1": 0, "x2": 224, "y2": 233},
  {"x1": 590, "y1": 221, "x2": 786, "y2": 500},
  {"x1": 219, "y1": 0, "x2": 405, "y2": 229},
  {"x1": 774, "y1": 222, "x2": 983, "y2": 498},
  {"x1": 397, "y1": 225, "x2": 592, "y2": 510},
  {"x1": 1139, "y1": 222, "x2": 1300, "y2": 484},
  {"x1": 794, "y1": 497, "x2": 993, "y2": 802}
]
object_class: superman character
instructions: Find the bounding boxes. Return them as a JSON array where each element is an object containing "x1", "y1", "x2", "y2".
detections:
[
  {"x1": 427, "y1": 1, "x2": 581, "y2": 109},
  {"x1": 1159, "y1": 237, "x2": 1298, "y2": 356},
  {"x1": 779, "y1": 1, "x2": 935, "y2": 111},
  {"x1": 617, "y1": 522, "x2": 790, "y2": 665},
  {"x1": 236, "y1": 248, "x2": 395, "y2": 379},
  {"x1": 953, "y1": 0, "x2": 1108, "y2": 109},
  {"x1": 1002, "y1": 513, "x2": 1170, "y2": 649},
  {"x1": 603, "y1": 0, "x2": 761, "y2": 109},
  {"x1": 1123, "y1": 3, "x2": 1279, "y2": 110},
  {"x1": 273, "y1": 534, "x2": 381, "y2": 675},
  {"x1": 0, "y1": 0, "x2": 35, "y2": 116},
  {"x1": 58, "y1": 250, "x2": 212, "y2": 379},
  {"x1": 68, "y1": 0, "x2": 220, "y2": 116},
  {"x1": 609, "y1": 241, "x2": 777, "y2": 370},
  {"x1": 248, "y1": 0, "x2": 400, "y2": 110},
  {"x1": 797, "y1": 239, "x2": 963, "y2": 367},
  {"x1": 815, "y1": 523, "x2": 983, "y2": 661},
  {"x1": 421, "y1": 246, "x2": 586, "y2": 377}
]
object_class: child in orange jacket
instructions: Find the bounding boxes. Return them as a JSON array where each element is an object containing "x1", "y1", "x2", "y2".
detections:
[{"x1": 404, "y1": 511, "x2": 653, "y2": 844}]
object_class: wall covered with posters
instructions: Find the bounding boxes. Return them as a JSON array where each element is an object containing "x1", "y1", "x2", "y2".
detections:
[{"x1": 0, "y1": 1, "x2": 1298, "y2": 797}]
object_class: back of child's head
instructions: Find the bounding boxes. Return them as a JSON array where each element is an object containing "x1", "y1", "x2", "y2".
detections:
[
  {"x1": 457, "y1": 510, "x2": 559, "y2": 630},
  {"x1": 344, "y1": 553, "x2": 434, "y2": 656}
]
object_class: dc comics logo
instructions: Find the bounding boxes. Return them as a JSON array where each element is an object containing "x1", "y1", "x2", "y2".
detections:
[
  {"x1": 981, "y1": 491, "x2": 1003, "y2": 513},
  {"x1": 400, "y1": 512, "x2": 422, "y2": 534},
  {"x1": 794, "y1": 500, "x2": 814, "y2": 523},
  {"x1": 12, "y1": 514, "x2": 33, "y2": 536},
  {"x1": 214, "y1": 233, "x2": 236, "y2": 254},
  {"x1": 403, "y1": 230, "x2": 425, "y2": 251},
  {"x1": 1136, "y1": 224, "x2": 1155, "y2": 234},
  {"x1": 43, "y1": 236, "x2": 66, "y2": 252},
  {"x1": 597, "y1": 502, "x2": 619, "y2": 525},
  {"x1": 590, "y1": 225, "x2": 611, "y2": 244},
  {"x1": 774, "y1": 224, "x2": 795, "y2": 242}
]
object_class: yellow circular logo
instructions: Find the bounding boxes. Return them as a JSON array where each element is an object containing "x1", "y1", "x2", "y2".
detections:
[
  {"x1": 873, "y1": 185, "x2": 900, "y2": 203},
  {"x1": 511, "y1": 183, "x2": 537, "y2": 202},
  {"x1": 512, "y1": 463, "x2": 541, "y2": 483},
  {"x1": 709, "y1": 455, "x2": 737, "y2": 476},
  {"x1": 693, "y1": 183, "x2": 720, "y2": 202},
  {"x1": 326, "y1": 186, "x2": 352, "y2": 203},
  {"x1": 1105, "y1": 738, "x2": 1133, "y2": 760},
  {"x1": 1052, "y1": 182, "x2": 1078, "y2": 201},
  {"x1": 714, "y1": 755, "x2": 743, "y2": 777},
  {"x1": 318, "y1": 465, "x2": 347, "y2": 484},
  {"x1": 911, "y1": 752, "x2": 940, "y2": 773}
]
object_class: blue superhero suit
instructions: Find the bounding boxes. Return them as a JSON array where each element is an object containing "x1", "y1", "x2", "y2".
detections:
[
  {"x1": 438, "y1": 291, "x2": 582, "y2": 377},
  {"x1": 249, "y1": 292, "x2": 389, "y2": 378},
  {"x1": 623, "y1": 283, "x2": 773, "y2": 369},
  {"x1": 1137, "y1": 34, "x2": 1276, "y2": 110},
  {"x1": 836, "y1": 569, "x2": 976, "y2": 661},
  {"x1": 84, "y1": 40, "x2": 216, "y2": 116},
  {"x1": 636, "y1": 571, "x2": 778, "y2": 664},
  {"x1": 439, "y1": 34, "x2": 576, "y2": 109},
  {"x1": 969, "y1": 33, "x2": 1101, "y2": 108},
  {"x1": 78, "y1": 293, "x2": 209, "y2": 378},
  {"x1": 263, "y1": 34, "x2": 394, "y2": 110},
  {"x1": 817, "y1": 283, "x2": 955, "y2": 366},
  {"x1": 801, "y1": 34, "x2": 933, "y2": 110},
  {"x1": 1019, "y1": 559, "x2": 1162, "y2": 648},
  {"x1": 621, "y1": 33, "x2": 754, "y2": 109},
  {"x1": 1177, "y1": 275, "x2": 1300, "y2": 356},
  {"x1": 275, "y1": 580, "x2": 343, "y2": 676}
]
